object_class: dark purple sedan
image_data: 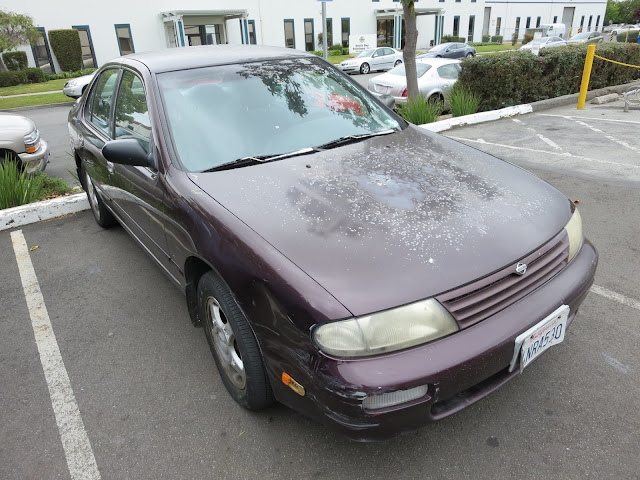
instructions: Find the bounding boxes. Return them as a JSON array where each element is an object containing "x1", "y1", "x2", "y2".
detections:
[{"x1": 68, "y1": 45, "x2": 597, "y2": 441}]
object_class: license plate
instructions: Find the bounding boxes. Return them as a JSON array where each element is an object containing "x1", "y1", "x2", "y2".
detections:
[{"x1": 508, "y1": 305, "x2": 569, "y2": 373}]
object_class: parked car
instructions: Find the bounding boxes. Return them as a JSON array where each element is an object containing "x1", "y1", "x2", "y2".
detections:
[
  {"x1": 416, "y1": 42, "x2": 476, "y2": 59},
  {"x1": 368, "y1": 58, "x2": 461, "y2": 106},
  {"x1": 0, "y1": 113, "x2": 49, "y2": 173},
  {"x1": 63, "y1": 72, "x2": 95, "y2": 99},
  {"x1": 568, "y1": 31, "x2": 603, "y2": 44},
  {"x1": 68, "y1": 45, "x2": 597, "y2": 441},
  {"x1": 338, "y1": 47, "x2": 403, "y2": 74},
  {"x1": 520, "y1": 36, "x2": 567, "y2": 50}
]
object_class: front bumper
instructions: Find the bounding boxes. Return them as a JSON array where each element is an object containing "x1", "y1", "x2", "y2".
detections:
[
  {"x1": 284, "y1": 239, "x2": 597, "y2": 441},
  {"x1": 18, "y1": 139, "x2": 49, "y2": 174},
  {"x1": 338, "y1": 64, "x2": 359, "y2": 73}
]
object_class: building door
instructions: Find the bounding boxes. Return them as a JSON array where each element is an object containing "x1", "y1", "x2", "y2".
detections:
[
  {"x1": 562, "y1": 7, "x2": 575, "y2": 37},
  {"x1": 482, "y1": 8, "x2": 491, "y2": 36}
]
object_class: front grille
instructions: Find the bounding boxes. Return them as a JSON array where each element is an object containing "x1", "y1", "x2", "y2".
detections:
[{"x1": 436, "y1": 230, "x2": 570, "y2": 329}]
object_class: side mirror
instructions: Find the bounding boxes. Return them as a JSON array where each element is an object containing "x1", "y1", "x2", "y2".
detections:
[{"x1": 102, "y1": 139, "x2": 155, "y2": 169}]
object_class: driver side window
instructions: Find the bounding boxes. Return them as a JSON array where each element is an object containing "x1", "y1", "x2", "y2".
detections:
[{"x1": 85, "y1": 69, "x2": 119, "y2": 137}]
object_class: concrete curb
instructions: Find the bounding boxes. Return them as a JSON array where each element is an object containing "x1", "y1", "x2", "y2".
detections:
[
  {"x1": 420, "y1": 104, "x2": 533, "y2": 133},
  {"x1": 0, "y1": 193, "x2": 89, "y2": 232},
  {"x1": 0, "y1": 101, "x2": 75, "y2": 113},
  {"x1": 528, "y1": 80, "x2": 640, "y2": 112}
]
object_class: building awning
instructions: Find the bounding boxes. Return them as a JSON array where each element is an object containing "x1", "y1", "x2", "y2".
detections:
[
  {"x1": 375, "y1": 7, "x2": 444, "y2": 18},
  {"x1": 160, "y1": 9, "x2": 248, "y2": 21}
]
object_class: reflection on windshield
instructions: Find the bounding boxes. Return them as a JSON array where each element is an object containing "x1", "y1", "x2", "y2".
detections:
[{"x1": 158, "y1": 57, "x2": 402, "y2": 172}]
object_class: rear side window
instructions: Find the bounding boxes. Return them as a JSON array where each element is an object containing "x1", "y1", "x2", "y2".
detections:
[
  {"x1": 437, "y1": 64, "x2": 460, "y2": 80},
  {"x1": 85, "y1": 69, "x2": 119, "y2": 137},
  {"x1": 384, "y1": 48, "x2": 395, "y2": 55},
  {"x1": 114, "y1": 70, "x2": 152, "y2": 153}
]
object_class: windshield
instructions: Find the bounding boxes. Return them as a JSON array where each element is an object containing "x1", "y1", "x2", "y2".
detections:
[
  {"x1": 571, "y1": 32, "x2": 590, "y2": 39},
  {"x1": 389, "y1": 63, "x2": 432, "y2": 77},
  {"x1": 356, "y1": 49, "x2": 374, "y2": 58},
  {"x1": 157, "y1": 57, "x2": 403, "y2": 171},
  {"x1": 429, "y1": 44, "x2": 448, "y2": 52}
]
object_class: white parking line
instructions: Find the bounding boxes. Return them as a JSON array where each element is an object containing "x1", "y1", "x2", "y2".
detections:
[
  {"x1": 511, "y1": 118, "x2": 563, "y2": 150},
  {"x1": 10, "y1": 230, "x2": 101, "y2": 480},
  {"x1": 590, "y1": 284, "x2": 640, "y2": 312},
  {"x1": 539, "y1": 114, "x2": 640, "y2": 125}
]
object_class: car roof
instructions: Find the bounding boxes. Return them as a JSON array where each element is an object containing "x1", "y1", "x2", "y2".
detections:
[
  {"x1": 110, "y1": 45, "x2": 316, "y2": 74},
  {"x1": 416, "y1": 57, "x2": 461, "y2": 66}
]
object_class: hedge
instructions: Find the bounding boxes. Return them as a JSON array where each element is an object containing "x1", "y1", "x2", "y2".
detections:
[
  {"x1": 491, "y1": 35, "x2": 504, "y2": 43},
  {"x1": 48, "y1": 29, "x2": 82, "y2": 72},
  {"x1": 458, "y1": 43, "x2": 640, "y2": 111},
  {"x1": 442, "y1": 35, "x2": 465, "y2": 43},
  {"x1": 0, "y1": 68, "x2": 45, "y2": 87},
  {"x1": 482, "y1": 34, "x2": 491, "y2": 42},
  {"x1": 44, "y1": 68, "x2": 96, "y2": 81},
  {"x1": 2, "y1": 51, "x2": 28, "y2": 71},
  {"x1": 617, "y1": 31, "x2": 639, "y2": 43}
]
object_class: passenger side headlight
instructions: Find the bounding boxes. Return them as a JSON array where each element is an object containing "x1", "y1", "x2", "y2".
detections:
[
  {"x1": 313, "y1": 298, "x2": 459, "y2": 358},
  {"x1": 24, "y1": 129, "x2": 40, "y2": 153},
  {"x1": 564, "y1": 207, "x2": 583, "y2": 262}
]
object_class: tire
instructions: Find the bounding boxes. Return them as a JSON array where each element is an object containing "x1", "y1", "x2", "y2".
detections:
[
  {"x1": 394, "y1": 59, "x2": 402, "y2": 66},
  {"x1": 360, "y1": 62, "x2": 370, "y2": 74},
  {"x1": 198, "y1": 271, "x2": 274, "y2": 410},
  {"x1": 435, "y1": 55, "x2": 442, "y2": 58},
  {"x1": 428, "y1": 93, "x2": 443, "y2": 105},
  {"x1": 466, "y1": 53, "x2": 474, "y2": 58},
  {"x1": 81, "y1": 163, "x2": 117, "y2": 228}
]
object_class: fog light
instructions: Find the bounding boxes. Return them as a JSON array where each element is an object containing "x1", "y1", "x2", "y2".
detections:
[{"x1": 363, "y1": 385, "x2": 429, "y2": 411}]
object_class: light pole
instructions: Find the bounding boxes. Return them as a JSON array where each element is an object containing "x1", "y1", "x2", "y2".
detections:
[{"x1": 321, "y1": 0, "x2": 329, "y2": 60}]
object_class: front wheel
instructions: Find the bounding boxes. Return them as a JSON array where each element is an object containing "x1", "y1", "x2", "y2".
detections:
[
  {"x1": 199, "y1": 271, "x2": 274, "y2": 410},
  {"x1": 360, "y1": 62, "x2": 370, "y2": 74},
  {"x1": 394, "y1": 59, "x2": 402, "y2": 66},
  {"x1": 81, "y1": 164, "x2": 116, "y2": 228}
]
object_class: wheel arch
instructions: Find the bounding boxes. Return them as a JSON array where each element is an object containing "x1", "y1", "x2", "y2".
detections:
[{"x1": 184, "y1": 255, "x2": 214, "y2": 327}]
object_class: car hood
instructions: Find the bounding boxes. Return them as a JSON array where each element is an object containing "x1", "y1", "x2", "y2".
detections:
[
  {"x1": 0, "y1": 114, "x2": 35, "y2": 136},
  {"x1": 189, "y1": 126, "x2": 571, "y2": 318}
]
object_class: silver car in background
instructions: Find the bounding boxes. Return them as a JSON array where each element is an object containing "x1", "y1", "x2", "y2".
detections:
[
  {"x1": 0, "y1": 113, "x2": 50, "y2": 173},
  {"x1": 63, "y1": 73, "x2": 95, "y2": 98},
  {"x1": 367, "y1": 58, "x2": 461, "y2": 106},
  {"x1": 338, "y1": 47, "x2": 403, "y2": 75},
  {"x1": 520, "y1": 36, "x2": 567, "y2": 51}
]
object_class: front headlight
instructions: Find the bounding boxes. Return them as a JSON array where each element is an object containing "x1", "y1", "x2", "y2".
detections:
[
  {"x1": 564, "y1": 207, "x2": 583, "y2": 262},
  {"x1": 313, "y1": 298, "x2": 459, "y2": 358},
  {"x1": 24, "y1": 128, "x2": 40, "y2": 153}
]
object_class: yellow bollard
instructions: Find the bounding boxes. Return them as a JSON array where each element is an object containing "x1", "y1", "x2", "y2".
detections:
[{"x1": 577, "y1": 44, "x2": 596, "y2": 110}]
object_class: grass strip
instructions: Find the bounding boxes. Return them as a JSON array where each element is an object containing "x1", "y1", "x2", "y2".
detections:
[
  {"x1": 0, "y1": 92, "x2": 72, "y2": 109},
  {"x1": 0, "y1": 79, "x2": 68, "y2": 96}
]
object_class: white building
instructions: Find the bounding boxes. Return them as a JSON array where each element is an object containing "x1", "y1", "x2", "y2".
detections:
[{"x1": 7, "y1": 0, "x2": 606, "y2": 73}]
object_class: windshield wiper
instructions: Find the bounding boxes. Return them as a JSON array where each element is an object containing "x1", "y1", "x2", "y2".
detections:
[
  {"x1": 204, "y1": 147, "x2": 317, "y2": 172},
  {"x1": 316, "y1": 129, "x2": 396, "y2": 150}
]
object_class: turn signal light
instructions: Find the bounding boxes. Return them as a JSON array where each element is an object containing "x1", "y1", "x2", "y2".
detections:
[
  {"x1": 26, "y1": 145, "x2": 38, "y2": 153},
  {"x1": 281, "y1": 372, "x2": 305, "y2": 396}
]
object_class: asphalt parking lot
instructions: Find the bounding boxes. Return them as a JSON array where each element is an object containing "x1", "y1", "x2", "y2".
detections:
[{"x1": 2, "y1": 100, "x2": 639, "y2": 479}]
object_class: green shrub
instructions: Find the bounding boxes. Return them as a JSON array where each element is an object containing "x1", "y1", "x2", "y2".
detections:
[
  {"x1": 396, "y1": 95, "x2": 442, "y2": 124},
  {"x1": 48, "y1": 29, "x2": 82, "y2": 72},
  {"x1": 310, "y1": 50, "x2": 323, "y2": 57},
  {"x1": 442, "y1": 35, "x2": 465, "y2": 43},
  {"x1": 2, "y1": 51, "x2": 28, "y2": 71},
  {"x1": 44, "y1": 68, "x2": 96, "y2": 81},
  {"x1": 328, "y1": 49, "x2": 343, "y2": 56},
  {"x1": 469, "y1": 42, "x2": 505, "y2": 46},
  {"x1": 342, "y1": 47, "x2": 350, "y2": 55},
  {"x1": 617, "y1": 31, "x2": 639, "y2": 43},
  {"x1": 458, "y1": 43, "x2": 640, "y2": 111},
  {"x1": 0, "y1": 159, "x2": 45, "y2": 210},
  {"x1": 491, "y1": 35, "x2": 504, "y2": 43},
  {"x1": 447, "y1": 83, "x2": 481, "y2": 117},
  {"x1": 511, "y1": 33, "x2": 519, "y2": 46},
  {"x1": 39, "y1": 173, "x2": 72, "y2": 198},
  {"x1": 522, "y1": 33, "x2": 534, "y2": 45},
  {"x1": 330, "y1": 43, "x2": 343, "y2": 50},
  {"x1": 25, "y1": 68, "x2": 45, "y2": 83},
  {"x1": 0, "y1": 70, "x2": 27, "y2": 87},
  {"x1": 482, "y1": 34, "x2": 491, "y2": 42}
]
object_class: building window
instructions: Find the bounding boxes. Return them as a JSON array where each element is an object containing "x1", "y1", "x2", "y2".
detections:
[
  {"x1": 456, "y1": 0, "x2": 461, "y2": 3},
  {"x1": 304, "y1": 19, "x2": 314, "y2": 51},
  {"x1": 580, "y1": 16, "x2": 585, "y2": 33},
  {"x1": 31, "y1": 27, "x2": 55, "y2": 73},
  {"x1": 553, "y1": 16, "x2": 558, "y2": 23},
  {"x1": 284, "y1": 19, "x2": 295, "y2": 48},
  {"x1": 72, "y1": 26, "x2": 97, "y2": 69},
  {"x1": 515, "y1": 17, "x2": 520, "y2": 37},
  {"x1": 525, "y1": 17, "x2": 530, "y2": 29},
  {"x1": 453, "y1": 16, "x2": 460, "y2": 37},
  {"x1": 115, "y1": 24, "x2": 134, "y2": 55},
  {"x1": 325, "y1": 18, "x2": 333, "y2": 46},
  {"x1": 536, "y1": 17, "x2": 541, "y2": 28},
  {"x1": 588, "y1": 15, "x2": 593, "y2": 32},
  {"x1": 439, "y1": 0, "x2": 444, "y2": 4},
  {"x1": 341, "y1": 18, "x2": 350, "y2": 48},
  {"x1": 472, "y1": 0, "x2": 476, "y2": 3},
  {"x1": 248, "y1": 20, "x2": 256, "y2": 44},
  {"x1": 496, "y1": 17, "x2": 501, "y2": 36},
  {"x1": 377, "y1": 19, "x2": 394, "y2": 46},
  {"x1": 468, "y1": 15, "x2": 475, "y2": 42},
  {"x1": 595, "y1": 15, "x2": 600, "y2": 31}
]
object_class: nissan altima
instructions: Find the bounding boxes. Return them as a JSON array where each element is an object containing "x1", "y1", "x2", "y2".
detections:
[{"x1": 68, "y1": 45, "x2": 597, "y2": 441}]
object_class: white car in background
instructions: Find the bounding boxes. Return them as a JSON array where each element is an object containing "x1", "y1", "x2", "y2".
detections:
[
  {"x1": 62, "y1": 72, "x2": 95, "y2": 98},
  {"x1": 338, "y1": 47, "x2": 403, "y2": 75},
  {"x1": 367, "y1": 58, "x2": 461, "y2": 106},
  {"x1": 0, "y1": 113, "x2": 50, "y2": 173},
  {"x1": 520, "y1": 36, "x2": 567, "y2": 51}
]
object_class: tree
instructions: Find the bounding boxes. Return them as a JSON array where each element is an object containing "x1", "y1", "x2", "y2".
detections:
[
  {"x1": 0, "y1": 10, "x2": 38, "y2": 54},
  {"x1": 401, "y1": 0, "x2": 419, "y2": 100}
]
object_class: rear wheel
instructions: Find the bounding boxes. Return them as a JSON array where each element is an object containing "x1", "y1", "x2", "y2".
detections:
[
  {"x1": 81, "y1": 164, "x2": 117, "y2": 228},
  {"x1": 199, "y1": 271, "x2": 274, "y2": 410},
  {"x1": 360, "y1": 62, "x2": 370, "y2": 74},
  {"x1": 428, "y1": 93, "x2": 444, "y2": 106},
  {"x1": 394, "y1": 59, "x2": 402, "y2": 66},
  {"x1": 466, "y1": 53, "x2": 474, "y2": 58}
]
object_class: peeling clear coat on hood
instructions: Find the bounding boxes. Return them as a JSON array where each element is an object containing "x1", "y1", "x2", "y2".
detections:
[{"x1": 189, "y1": 126, "x2": 571, "y2": 317}]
